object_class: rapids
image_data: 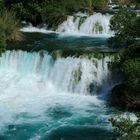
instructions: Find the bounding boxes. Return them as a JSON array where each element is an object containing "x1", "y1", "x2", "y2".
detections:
[
  {"x1": 21, "y1": 13, "x2": 113, "y2": 37},
  {"x1": 0, "y1": 51, "x2": 114, "y2": 140}
]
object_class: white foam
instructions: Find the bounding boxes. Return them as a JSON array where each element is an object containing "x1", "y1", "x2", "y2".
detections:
[
  {"x1": 20, "y1": 13, "x2": 114, "y2": 37},
  {"x1": 57, "y1": 13, "x2": 114, "y2": 37},
  {"x1": 119, "y1": 112, "x2": 138, "y2": 122},
  {"x1": 20, "y1": 26, "x2": 54, "y2": 34},
  {"x1": 0, "y1": 51, "x2": 111, "y2": 131}
]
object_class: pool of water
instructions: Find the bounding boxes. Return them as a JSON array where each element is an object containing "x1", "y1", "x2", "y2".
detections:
[{"x1": 7, "y1": 33, "x2": 114, "y2": 53}]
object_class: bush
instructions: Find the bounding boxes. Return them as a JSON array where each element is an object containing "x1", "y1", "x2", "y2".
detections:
[
  {"x1": 110, "y1": 114, "x2": 140, "y2": 140},
  {"x1": 121, "y1": 59, "x2": 140, "y2": 83},
  {"x1": 41, "y1": 3, "x2": 67, "y2": 29},
  {"x1": 0, "y1": 10, "x2": 23, "y2": 43},
  {"x1": 12, "y1": 2, "x2": 42, "y2": 25},
  {"x1": 110, "y1": 41, "x2": 140, "y2": 87},
  {"x1": 110, "y1": 9, "x2": 140, "y2": 44}
]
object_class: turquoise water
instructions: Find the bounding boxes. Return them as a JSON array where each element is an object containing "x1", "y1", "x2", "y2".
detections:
[
  {"x1": 0, "y1": 34, "x2": 116, "y2": 140},
  {"x1": 7, "y1": 33, "x2": 114, "y2": 52},
  {"x1": 0, "y1": 95, "x2": 114, "y2": 140}
]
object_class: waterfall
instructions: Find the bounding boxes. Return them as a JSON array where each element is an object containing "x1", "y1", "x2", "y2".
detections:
[
  {"x1": 109, "y1": 0, "x2": 112, "y2": 3},
  {"x1": 0, "y1": 51, "x2": 115, "y2": 139},
  {"x1": 57, "y1": 13, "x2": 113, "y2": 37},
  {"x1": 21, "y1": 13, "x2": 113, "y2": 37},
  {"x1": 0, "y1": 51, "x2": 110, "y2": 95}
]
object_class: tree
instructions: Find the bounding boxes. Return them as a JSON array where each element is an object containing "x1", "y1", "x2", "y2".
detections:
[{"x1": 110, "y1": 9, "x2": 140, "y2": 44}]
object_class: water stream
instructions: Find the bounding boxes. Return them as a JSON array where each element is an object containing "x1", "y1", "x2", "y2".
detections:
[
  {"x1": 0, "y1": 51, "x2": 115, "y2": 140},
  {"x1": 21, "y1": 13, "x2": 113, "y2": 37}
]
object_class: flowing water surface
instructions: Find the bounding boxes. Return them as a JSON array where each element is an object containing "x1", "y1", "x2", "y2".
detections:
[
  {"x1": 0, "y1": 12, "x2": 117, "y2": 140},
  {"x1": 0, "y1": 50, "x2": 116, "y2": 140}
]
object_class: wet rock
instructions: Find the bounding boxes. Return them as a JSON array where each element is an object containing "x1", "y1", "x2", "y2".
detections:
[{"x1": 111, "y1": 83, "x2": 140, "y2": 111}]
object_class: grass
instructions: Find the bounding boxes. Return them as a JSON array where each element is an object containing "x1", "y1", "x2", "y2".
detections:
[{"x1": 0, "y1": 10, "x2": 23, "y2": 43}]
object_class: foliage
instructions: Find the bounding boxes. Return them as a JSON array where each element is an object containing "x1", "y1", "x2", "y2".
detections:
[
  {"x1": 11, "y1": 2, "x2": 42, "y2": 25},
  {"x1": 111, "y1": 41, "x2": 140, "y2": 89},
  {"x1": 78, "y1": 17, "x2": 86, "y2": 30},
  {"x1": 4, "y1": 0, "x2": 140, "y2": 27},
  {"x1": 0, "y1": 3, "x2": 23, "y2": 55},
  {"x1": 110, "y1": 9, "x2": 140, "y2": 110},
  {"x1": 4, "y1": 0, "x2": 108, "y2": 27},
  {"x1": 112, "y1": 0, "x2": 140, "y2": 6},
  {"x1": 110, "y1": 114, "x2": 140, "y2": 140},
  {"x1": 0, "y1": 0, "x2": 4, "y2": 10},
  {"x1": 121, "y1": 59, "x2": 140, "y2": 81},
  {"x1": 93, "y1": 22, "x2": 103, "y2": 33},
  {"x1": 0, "y1": 37, "x2": 6, "y2": 55},
  {"x1": 41, "y1": 3, "x2": 67, "y2": 29},
  {"x1": 0, "y1": 10, "x2": 23, "y2": 48},
  {"x1": 110, "y1": 10, "x2": 140, "y2": 89},
  {"x1": 110, "y1": 9, "x2": 140, "y2": 44}
]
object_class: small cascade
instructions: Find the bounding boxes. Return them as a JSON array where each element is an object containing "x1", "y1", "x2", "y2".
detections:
[
  {"x1": 57, "y1": 13, "x2": 113, "y2": 36},
  {"x1": 109, "y1": 0, "x2": 112, "y2": 4},
  {"x1": 20, "y1": 13, "x2": 113, "y2": 37},
  {"x1": 0, "y1": 51, "x2": 110, "y2": 95}
]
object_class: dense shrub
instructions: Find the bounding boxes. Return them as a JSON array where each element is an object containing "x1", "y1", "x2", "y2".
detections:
[
  {"x1": 110, "y1": 9, "x2": 140, "y2": 44},
  {"x1": 111, "y1": 41, "x2": 140, "y2": 88},
  {"x1": 0, "y1": 10, "x2": 23, "y2": 48},
  {"x1": 110, "y1": 114, "x2": 140, "y2": 140},
  {"x1": 0, "y1": 5, "x2": 23, "y2": 53}
]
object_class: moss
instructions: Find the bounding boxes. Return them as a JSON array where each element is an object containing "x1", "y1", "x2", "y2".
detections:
[
  {"x1": 78, "y1": 17, "x2": 86, "y2": 30},
  {"x1": 0, "y1": 37, "x2": 6, "y2": 55},
  {"x1": 72, "y1": 66, "x2": 82, "y2": 84},
  {"x1": 50, "y1": 49, "x2": 114, "y2": 60},
  {"x1": 73, "y1": 16, "x2": 77, "y2": 22},
  {"x1": 51, "y1": 50, "x2": 63, "y2": 60},
  {"x1": 93, "y1": 22, "x2": 103, "y2": 34},
  {"x1": 99, "y1": 25, "x2": 103, "y2": 33},
  {"x1": 89, "y1": 53, "x2": 103, "y2": 59}
]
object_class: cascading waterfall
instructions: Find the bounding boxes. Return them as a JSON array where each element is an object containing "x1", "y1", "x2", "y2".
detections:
[
  {"x1": 0, "y1": 51, "x2": 110, "y2": 95},
  {"x1": 21, "y1": 13, "x2": 113, "y2": 37},
  {"x1": 0, "y1": 51, "x2": 113, "y2": 139},
  {"x1": 57, "y1": 13, "x2": 113, "y2": 36}
]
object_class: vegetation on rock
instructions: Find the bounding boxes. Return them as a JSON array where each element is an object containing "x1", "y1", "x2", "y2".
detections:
[
  {"x1": 72, "y1": 67, "x2": 82, "y2": 84},
  {"x1": 0, "y1": 9, "x2": 23, "y2": 53},
  {"x1": 110, "y1": 9, "x2": 140, "y2": 139},
  {"x1": 110, "y1": 44, "x2": 140, "y2": 110},
  {"x1": 110, "y1": 114, "x2": 140, "y2": 140},
  {"x1": 110, "y1": 9, "x2": 140, "y2": 46}
]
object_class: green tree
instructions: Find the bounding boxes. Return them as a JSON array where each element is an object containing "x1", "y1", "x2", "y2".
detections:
[{"x1": 110, "y1": 9, "x2": 140, "y2": 44}]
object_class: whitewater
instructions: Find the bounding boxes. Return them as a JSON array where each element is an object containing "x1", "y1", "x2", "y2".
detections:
[
  {"x1": 0, "y1": 50, "x2": 115, "y2": 140},
  {"x1": 21, "y1": 13, "x2": 114, "y2": 37}
]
